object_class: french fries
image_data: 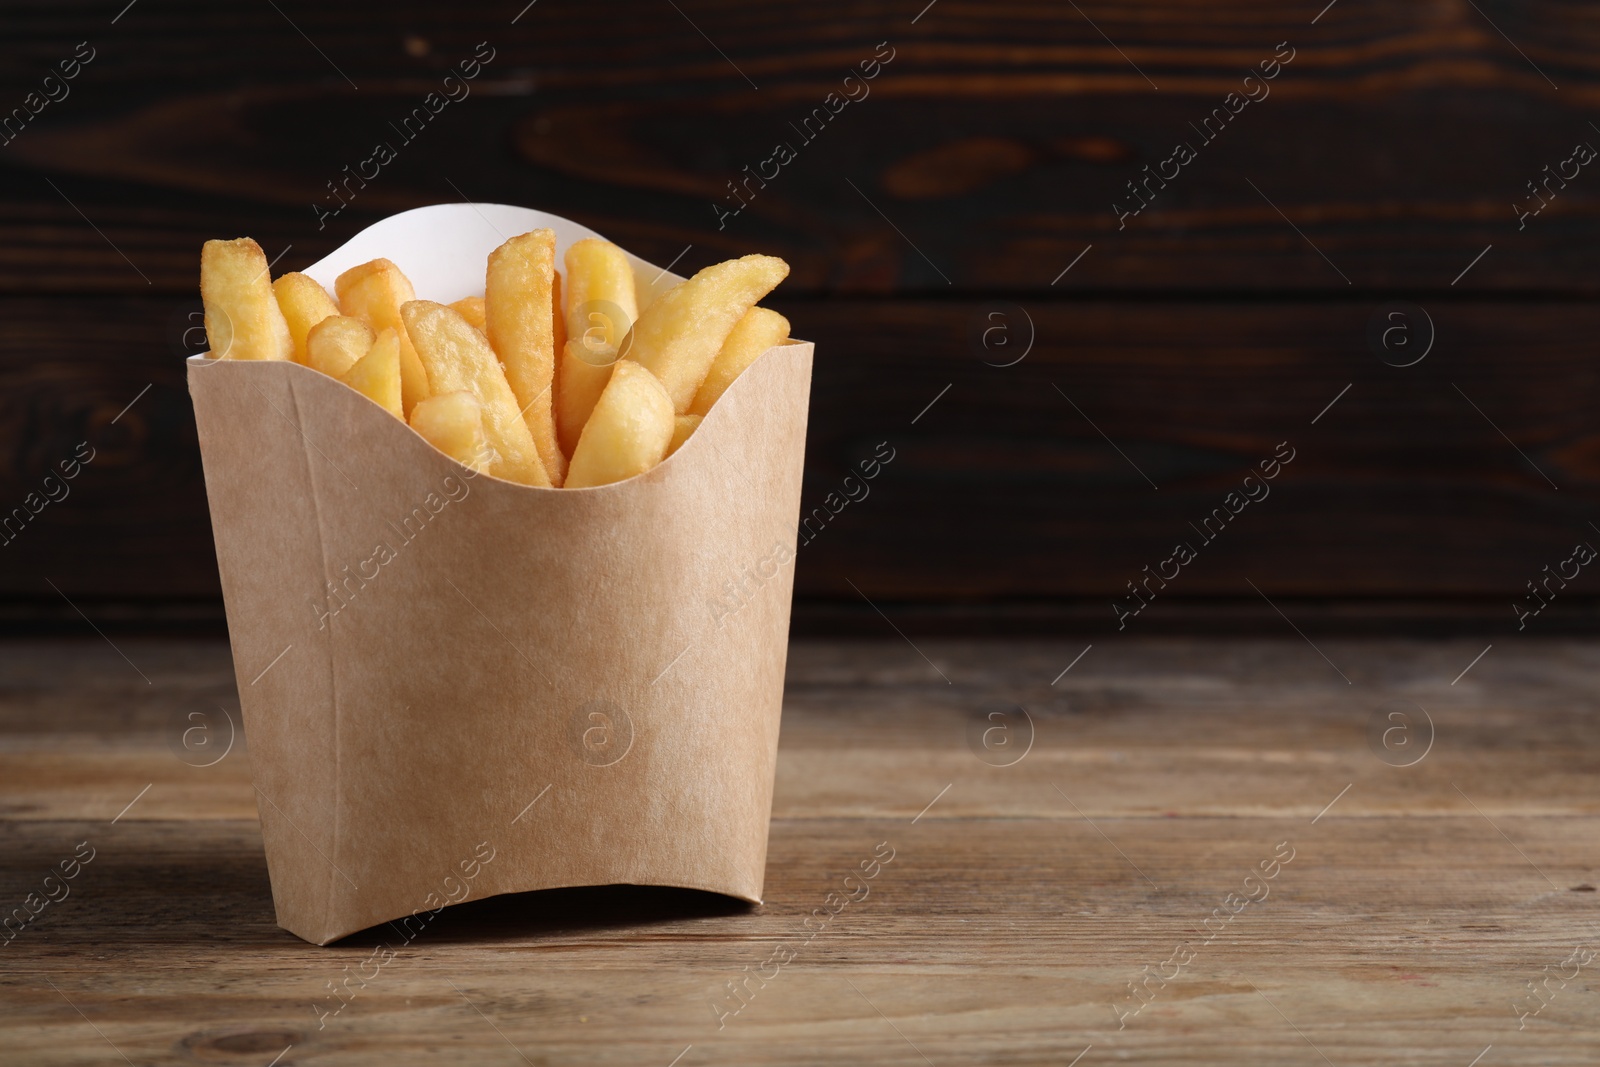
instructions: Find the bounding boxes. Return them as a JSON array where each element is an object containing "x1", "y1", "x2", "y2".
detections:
[
  {"x1": 200, "y1": 238, "x2": 293, "y2": 361},
  {"x1": 689, "y1": 307, "x2": 790, "y2": 416},
  {"x1": 402, "y1": 300, "x2": 552, "y2": 488},
  {"x1": 409, "y1": 392, "x2": 491, "y2": 473},
  {"x1": 197, "y1": 230, "x2": 792, "y2": 489},
  {"x1": 565, "y1": 361, "x2": 675, "y2": 489},
  {"x1": 340, "y1": 329, "x2": 403, "y2": 419},
  {"x1": 557, "y1": 341, "x2": 620, "y2": 460},
  {"x1": 557, "y1": 238, "x2": 638, "y2": 455},
  {"x1": 448, "y1": 296, "x2": 487, "y2": 333},
  {"x1": 622, "y1": 254, "x2": 788, "y2": 413},
  {"x1": 485, "y1": 230, "x2": 565, "y2": 486},
  {"x1": 306, "y1": 315, "x2": 375, "y2": 378},
  {"x1": 564, "y1": 238, "x2": 637, "y2": 349},
  {"x1": 667, "y1": 414, "x2": 701, "y2": 457},
  {"x1": 335, "y1": 259, "x2": 430, "y2": 416},
  {"x1": 273, "y1": 272, "x2": 340, "y2": 364}
]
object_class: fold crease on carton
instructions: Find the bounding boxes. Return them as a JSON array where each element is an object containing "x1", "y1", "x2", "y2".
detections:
[
  {"x1": 188, "y1": 204, "x2": 812, "y2": 945},
  {"x1": 285, "y1": 369, "x2": 347, "y2": 929}
]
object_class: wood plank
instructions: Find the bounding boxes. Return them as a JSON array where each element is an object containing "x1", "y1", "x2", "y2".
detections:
[
  {"x1": 787, "y1": 597, "x2": 1600, "y2": 637},
  {"x1": 2, "y1": 816, "x2": 1598, "y2": 1065},
  {"x1": 4, "y1": 636, "x2": 1599, "y2": 822},
  {"x1": 2, "y1": 1, "x2": 1599, "y2": 293},
  {"x1": 787, "y1": 297, "x2": 1600, "y2": 606},
  {"x1": 2, "y1": 638, "x2": 1599, "y2": 1064},
  {"x1": 0, "y1": 297, "x2": 214, "y2": 597},
  {"x1": 3, "y1": 296, "x2": 1595, "y2": 608}
]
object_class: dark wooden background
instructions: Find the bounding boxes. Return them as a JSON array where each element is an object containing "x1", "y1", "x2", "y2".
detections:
[{"x1": 3, "y1": 0, "x2": 1598, "y2": 635}]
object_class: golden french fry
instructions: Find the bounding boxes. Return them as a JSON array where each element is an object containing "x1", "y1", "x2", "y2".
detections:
[
  {"x1": 622, "y1": 254, "x2": 788, "y2": 413},
  {"x1": 485, "y1": 229, "x2": 565, "y2": 486},
  {"x1": 200, "y1": 238, "x2": 293, "y2": 361},
  {"x1": 689, "y1": 307, "x2": 790, "y2": 416},
  {"x1": 564, "y1": 238, "x2": 637, "y2": 347},
  {"x1": 448, "y1": 295, "x2": 487, "y2": 333},
  {"x1": 306, "y1": 315, "x2": 375, "y2": 378},
  {"x1": 555, "y1": 340, "x2": 618, "y2": 460},
  {"x1": 409, "y1": 391, "x2": 492, "y2": 473},
  {"x1": 565, "y1": 361, "x2": 675, "y2": 489},
  {"x1": 401, "y1": 300, "x2": 551, "y2": 487},
  {"x1": 666, "y1": 414, "x2": 701, "y2": 457},
  {"x1": 335, "y1": 258, "x2": 429, "y2": 416},
  {"x1": 557, "y1": 239, "x2": 638, "y2": 455},
  {"x1": 339, "y1": 329, "x2": 403, "y2": 419},
  {"x1": 273, "y1": 272, "x2": 339, "y2": 365}
]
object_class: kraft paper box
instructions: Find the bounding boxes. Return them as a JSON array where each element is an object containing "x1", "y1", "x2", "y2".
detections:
[{"x1": 187, "y1": 204, "x2": 812, "y2": 945}]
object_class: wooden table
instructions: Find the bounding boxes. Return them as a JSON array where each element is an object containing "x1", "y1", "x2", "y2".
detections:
[{"x1": 2, "y1": 636, "x2": 1597, "y2": 1064}]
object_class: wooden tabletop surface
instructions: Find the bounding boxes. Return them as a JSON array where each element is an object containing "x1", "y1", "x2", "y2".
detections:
[{"x1": 2, "y1": 636, "x2": 1598, "y2": 1065}]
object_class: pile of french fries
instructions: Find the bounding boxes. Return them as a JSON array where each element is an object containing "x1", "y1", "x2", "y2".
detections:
[{"x1": 198, "y1": 230, "x2": 791, "y2": 488}]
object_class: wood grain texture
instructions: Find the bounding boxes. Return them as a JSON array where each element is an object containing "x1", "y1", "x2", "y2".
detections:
[
  {"x1": 2, "y1": 637, "x2": 1599, "y2": 1064},
  {"x1": 3, "y1": 296, "x2": 1595, "y2": 618},
  {"x1": 0, "y1": 1, "x2": 1597, "y2": 294},
  {"x1": 2, "y1": 0, "x2": 1597, "y2": 614}
]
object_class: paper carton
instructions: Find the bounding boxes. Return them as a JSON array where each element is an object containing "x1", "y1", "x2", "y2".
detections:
[{"x1": 188, "y1": 204, "x2": 812, "y2": 945}]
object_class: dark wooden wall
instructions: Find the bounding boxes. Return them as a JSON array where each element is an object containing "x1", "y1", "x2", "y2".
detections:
[{"x1": 2, "y1": 0, "x2": 1598, "y2": 633}]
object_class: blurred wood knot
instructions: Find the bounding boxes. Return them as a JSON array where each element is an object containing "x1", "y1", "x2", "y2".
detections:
[{"x1": 178, "y1": 1028, "x2": 302, "y2": 1060}]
